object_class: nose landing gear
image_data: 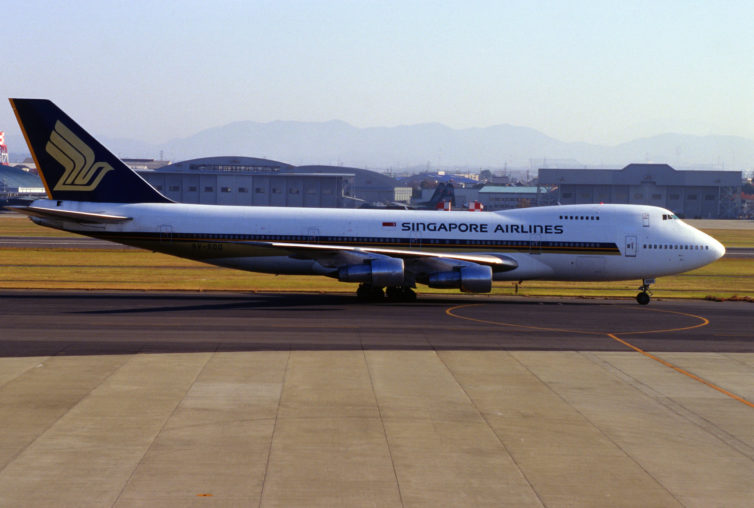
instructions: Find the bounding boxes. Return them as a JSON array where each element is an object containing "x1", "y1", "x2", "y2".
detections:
[{"x1": 636, "y1": 278, "x2": 654, "y2": 305}]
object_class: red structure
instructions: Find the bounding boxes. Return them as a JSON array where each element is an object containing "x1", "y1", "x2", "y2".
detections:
[{"x1": 0, "y1": 131, "x2": 8, "y2": 165}]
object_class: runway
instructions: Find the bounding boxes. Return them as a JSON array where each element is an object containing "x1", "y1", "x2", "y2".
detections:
[{"x1": 0, "y1": 291, "x2": 752, "y2": 506}]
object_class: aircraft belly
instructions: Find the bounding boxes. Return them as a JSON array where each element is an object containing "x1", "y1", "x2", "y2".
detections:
[
  {"x1": 89, "y1": 237, "x2": 285, "y2": 261},
  {"x1": 208, "y1": 256, "x2": 322, "y2": 275},
  {"x1": 492, "y1": 254, "x2": 555, "y2": 281}
]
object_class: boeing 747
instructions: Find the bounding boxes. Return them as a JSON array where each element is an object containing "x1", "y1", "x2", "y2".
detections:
[{"x1": 9, "y1": 98, "x2": 725, "y2": 304}]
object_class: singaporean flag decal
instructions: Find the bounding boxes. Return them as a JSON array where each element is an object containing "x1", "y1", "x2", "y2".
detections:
[{"x1": 382, "y1": 221, "x2": 396, "y2": 227}]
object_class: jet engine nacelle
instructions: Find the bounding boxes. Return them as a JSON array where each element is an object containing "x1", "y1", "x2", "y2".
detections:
[
  {"x1": 337, "y1": 257, "x2": 405, "y2": 287},
  {"x1": 428, "y1": 264, "x2": 492, "y2": 293}
]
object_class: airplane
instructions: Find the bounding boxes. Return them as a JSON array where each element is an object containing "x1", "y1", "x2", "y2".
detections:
[{"x1": 9, "y1": 98, "x2": 726, "y2": 304}]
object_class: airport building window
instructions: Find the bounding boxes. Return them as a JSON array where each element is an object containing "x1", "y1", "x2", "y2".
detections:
[
  {"x1": 188, "y1": 186, "x2": 197, "y2": 192},
  {"x1": 687, "y1": 194, "x2": 697, "y2": 200},
  {"x1": 221, "y1": 187, "x2": 232, "y2": 193},
  {"x1": 652, "y1": 193, "x2": 662, "y2": 200},
  {"x1": 669, "y1": 193, "x2": 680, "y2": 200},
  {"x1": 188, "y1": 163, "x2": 281, "y2": 173},
  {"x1": 204, "y1": 186, "x2": 214, "y2": 192},
  {"x1": 705, "y1": 194, "x2": 715, "y2": 200},
  {"x1": 169, "y1": 185, "x2": 180, "y2": 191},
  {"x1": 238, "y1": 187, "x2": 249, "y2": 193},
  {"x1": 255, "y1": 187, "x2": 265, "y2": 193},
  {"x1": 634, "y1": 193, "x2": 643, "y2": 199}
]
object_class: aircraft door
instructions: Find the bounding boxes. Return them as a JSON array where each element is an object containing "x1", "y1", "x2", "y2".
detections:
[
  {"x1": 410, "y1": 230, "x2": 422, "y2": 249},
  {"x1": 307, "y1": 227, "x2": 320, "y2": 244},
  {"x1": 529, "y1": 234, "x2": 542, "y2": 254},
  {"x1": 159, "y1": 225, "x2": 173, "y2": 243},
  {"x1": 625, "y1": 235, "x2": 637, "y2": 257}
]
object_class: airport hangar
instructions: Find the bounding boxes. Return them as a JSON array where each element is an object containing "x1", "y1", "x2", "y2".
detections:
[
  {"x1": 134, "y1": 156, "x2": 409, "y2": 208},
  {"x1": 538, "y1": 163, "x2": 742, "y2": 219}
]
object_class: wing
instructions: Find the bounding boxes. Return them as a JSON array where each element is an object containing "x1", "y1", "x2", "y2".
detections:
[
  {"x1": 229, "y1": 240, "x2": 517, "y2": 292},
  {"x1": 261, "y1": 241, "x2": 517, "y2": 272}
]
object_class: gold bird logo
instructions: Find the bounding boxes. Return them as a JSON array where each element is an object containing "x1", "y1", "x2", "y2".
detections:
[{"x1": 46, "y1": 120, "x2": 113, "y2": 191}]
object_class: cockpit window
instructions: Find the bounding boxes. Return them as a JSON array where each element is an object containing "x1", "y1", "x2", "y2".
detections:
[{"x1": 662, "y1": 214, "x2": 680, "y2": 221}]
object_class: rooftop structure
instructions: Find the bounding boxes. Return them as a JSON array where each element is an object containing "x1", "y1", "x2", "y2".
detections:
[{"x1": 538, "y1": 164, "x2": 742, "y2": 219}]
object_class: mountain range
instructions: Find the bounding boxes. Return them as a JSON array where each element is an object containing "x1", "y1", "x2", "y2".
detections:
[{"x1": 8, "y1": 121, "x2": 754, "y2": 171}]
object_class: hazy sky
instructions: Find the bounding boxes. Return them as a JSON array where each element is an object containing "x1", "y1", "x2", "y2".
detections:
[{"x1": 3, "y1": 0, "x2": 753, "y2": 146}]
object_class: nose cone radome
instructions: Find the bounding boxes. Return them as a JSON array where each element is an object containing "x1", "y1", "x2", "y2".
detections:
[{"x1": 710, "y1": 236, "x2": 726, "y2": 261}]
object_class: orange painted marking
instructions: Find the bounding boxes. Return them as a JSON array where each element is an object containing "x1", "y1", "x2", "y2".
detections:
[
  {"x1": 445, "y1": 304, "x2": 605, "y2": 335},
  {"x1": 607, "y1": 333, "x2": 754, "y2": 408},
  {"x1": 445, "y1": 303, "x2": 754, "y2": 408}
]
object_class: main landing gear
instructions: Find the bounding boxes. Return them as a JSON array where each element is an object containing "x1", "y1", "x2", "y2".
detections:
[
  {"x1": 636, "y1": 278, "x2": 654, "y2": 305},
  {"x1": 356, "y1": 284, "x2": 416, "y2": 302}
]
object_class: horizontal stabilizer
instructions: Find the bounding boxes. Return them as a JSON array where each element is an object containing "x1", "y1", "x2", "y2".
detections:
[{"x1": 8, "y1": 206, "x2": 132, "y2": 224}]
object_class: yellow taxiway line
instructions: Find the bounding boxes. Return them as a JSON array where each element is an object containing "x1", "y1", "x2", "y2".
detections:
[{"x1": 445, "y1": 303, "x2": 754, "y2": 408}]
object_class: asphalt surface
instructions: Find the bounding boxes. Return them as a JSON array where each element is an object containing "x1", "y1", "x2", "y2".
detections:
[
  {"x1": 0, "y1": 291, "x2": 751, "y2": 356},
  {"x1": 1, "y1": 290, "x2": 752, "y2": 506}
]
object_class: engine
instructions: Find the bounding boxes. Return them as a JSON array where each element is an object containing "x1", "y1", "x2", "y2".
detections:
[
  {"x1": 337, "y1": 257, "x2": 405, "y2": 287},
  {"x1": 428, "y1": 264, "x2": 492, "y2": 293}
]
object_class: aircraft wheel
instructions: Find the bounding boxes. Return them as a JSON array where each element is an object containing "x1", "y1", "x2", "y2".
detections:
[
  {"x1": 386, "y1": 287, "x2": 417, "y2": 302},
  {"x1": 385, "y1": 286, "x2": 402, "y2": 300},
  {"x1": 357, "y1": 284, "x2": 384, "y2": 301},
  {"x1": 401, "y1": 288, "x2": 417, "y2": 301},
  {"x1": 636, "y1": 291, "x2": 650, "y2": 305}
]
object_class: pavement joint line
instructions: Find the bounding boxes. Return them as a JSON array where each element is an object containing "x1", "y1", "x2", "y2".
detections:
[
  {"x1": 112, "y1": 351, "x2": 216, "y2": 506},
  {"x1": 445, "y1": 304, "x2": 754, "y2": 409},
  {"x1": 435, "y1": 351, "x2": 546, "y2": 507},
  {"x1": 0, "y1": 354, "x2": 131, "y2": 477},
  {"x1": 583, "y1": 351, "x2": 754, "y2": 461},
  {"x1": 258, "y1": 349, "x2": 291, "y2": 508},
  {"x1": 362, "y1": 349, "x2": 405, "y2": 508},
  {"x1": 0, "y1": 355, "x2": 52, "y2": 391},
  {"x1": 508, "y1": 350, "x2": 684, "y2": 506},
  {"x1": 606, "y1": 333, "x2": 754, "y2": 409}
]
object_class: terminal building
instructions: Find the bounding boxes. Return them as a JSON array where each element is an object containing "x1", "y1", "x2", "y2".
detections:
[
  {"x1": 0, "y1": 165, "x2": 46, "y2": 204},
  {"x1": 137, "y1": 157, "x2": 407, "y2": 208},
  {"x1": 538, "y1": 164, "x2": 742, "y2": 219}
]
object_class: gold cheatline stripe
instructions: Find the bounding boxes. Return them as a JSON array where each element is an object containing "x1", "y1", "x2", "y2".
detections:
[{"x1": 97, "y1": 233, "x2": 619, "y2": 253}]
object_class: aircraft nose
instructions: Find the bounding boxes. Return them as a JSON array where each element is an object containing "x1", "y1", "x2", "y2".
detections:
[{"x1": 710, "y1": 237, "x2": 726, "y2": 260}]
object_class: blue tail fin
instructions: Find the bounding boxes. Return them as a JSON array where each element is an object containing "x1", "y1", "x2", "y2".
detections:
[{"x1": 10, "y1": 98, "x2": 171, "y2": 203}]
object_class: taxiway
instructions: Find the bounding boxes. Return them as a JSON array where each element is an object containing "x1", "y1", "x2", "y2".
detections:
[{"x1": 0, "y1": 291, "x2": 751, "y2": 507}]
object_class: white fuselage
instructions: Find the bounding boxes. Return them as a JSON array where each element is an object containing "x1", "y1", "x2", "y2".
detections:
[{"x1": 31, "y1": 200, "x2": 725, "y2": 284}]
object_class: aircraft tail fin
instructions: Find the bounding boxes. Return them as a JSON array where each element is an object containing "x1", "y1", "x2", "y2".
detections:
[{"x1": 9, "y1": 98, "x2": 171, "y2": 203}]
